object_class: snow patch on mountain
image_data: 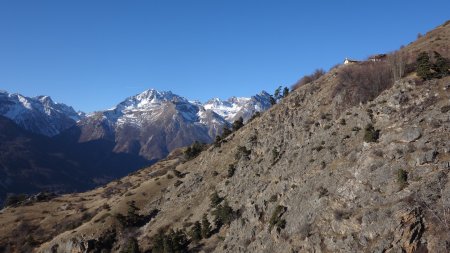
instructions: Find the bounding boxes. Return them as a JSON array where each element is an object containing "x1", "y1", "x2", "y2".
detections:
[
  {"x1": 0, "y1": 90, "x2": 84, "y2": 136},
  {"x1": 203, "y1": 91, "x2": 272, "y2": 122}
]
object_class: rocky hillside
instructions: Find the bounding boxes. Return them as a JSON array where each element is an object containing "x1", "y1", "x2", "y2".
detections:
[{"x1": 0, "y1": 21, "x2": 449, "y2": 253}]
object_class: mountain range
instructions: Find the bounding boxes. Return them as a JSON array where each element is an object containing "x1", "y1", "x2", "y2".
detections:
[{"x1": 0, "y1": 89, "x2": 272, "y2": 202}]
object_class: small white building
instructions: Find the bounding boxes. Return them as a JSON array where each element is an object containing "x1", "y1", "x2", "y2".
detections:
[
  {"x1": 344, "y1": 58, "x2": 359, "y2": 65},
  {"x1": 368, "y1": 54, "x2": 387, "y2": 62}
]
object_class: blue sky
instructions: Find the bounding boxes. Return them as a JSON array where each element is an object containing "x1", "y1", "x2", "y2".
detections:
[{"x1": 0, "y1": 1, "x2": 449, "y2": 112}]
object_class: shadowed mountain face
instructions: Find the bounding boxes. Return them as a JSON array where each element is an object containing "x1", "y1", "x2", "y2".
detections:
[{"x1": 0, "y1": 116, "x2": 151, "y2": 204}]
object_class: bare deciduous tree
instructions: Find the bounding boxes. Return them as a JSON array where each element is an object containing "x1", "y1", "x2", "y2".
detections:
[
  {"x1": 291, "y1": 69, "x2": 326, "y2": 90},
  {"x1": 388, "y1": 50, "x2": 406, "y2": 81},
  {"x1": 332, "y1": 61, "x2": 393, "y2": 112}
]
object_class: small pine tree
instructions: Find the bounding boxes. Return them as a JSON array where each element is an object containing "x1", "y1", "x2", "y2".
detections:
[
  {"x1": 282, "y1": 87, "x2": 289, "y2": 98},
  {"x1": 269, "y1": 95, "x2": 276, "y2": 105},
  {"x1": 227, "y1": 164, "x2": 236, "y2": 178},
  {"x1": 201, "y1": 214, "x2": 211, "y2": 239},
  {"x1": 363, "y1": 124, "x2": 380, "y2": 143},
  {"x1": 184, "y1": 141, "x2": 205, "y2": 159},
  {"x1": 416, "y1": 52, "x2": 432, "y2": 80},
  {"x1": 210, "y1": 191, "x2": 223, "y2": 208},
  {"x1": 121, "y1": 237, "x2": 140, "y2": 253},
  {"x1": 190, "y1": 221, "x2": 202, "y2": 242},
  {"x1": 221, "y1": 126, "x2": 232, "y2": 139},
  {"x1": 171, "y1": 229, "x2": 189, "y2": 252},
  {"x1": 232, "y1": 117, "x2": 244, "y2": 131},
  {"x1": 151, "y1": 230, "x2": 165, "y2": 253},
  {"x1": 212, "y1": 201, "x2": 235, "y2": 227},
  {"x1": 433, "y1": 51, "x2": 449, "y2": 78},
  {"x1": 274, "y1": 86, "x2": 282, "y2": 100}
]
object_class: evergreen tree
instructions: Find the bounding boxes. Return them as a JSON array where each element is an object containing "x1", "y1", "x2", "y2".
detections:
[
  {"x1": 171, "y1": 230, "x2": 189, "y2": 253},
  {"x1": 269, "y1": 95, "x2": 276, "y2": 105},
  {"x1": 416, "y1": 52, "x2": 432, "y2": 80},
  {"x1": 190, "y1": 221, "x2": 202, "y2": 242},
  {"x1": 282, "y1": 87, "x2": 289, "y2": 98},
  {"x1": 274, "y1": 86, "x2": 282, "y2": 100},
  {"x1": 151, "y1": 231, "x2": 165, "y2": 253},
  {"x1": 184, "y1": 141, "x2": 205, "y2": 159},
  {"x1": 151, "y1": 229, "x2": 188, "y2": 253},
  {"x1": 210, "y1": 191, "x2": 223, "y2": 208},
  {"x1": 121, "y1": 237, "x2": 140, "y2": 253},
  {"x1": 433, "y1": 51, "x2": 449, "y2": 78},
  {"x1": 201, "y1": 214, "x2": 212, "y2": 238},
  {"x1": 232, "y1": 117, "x2": 244, "y2": 131},
  {"x1": 221, "y1": 126, "x2": 232, "y2": 139},
  {"x1": 212, "y1": 201, "x2": 235, "y2": 227}
]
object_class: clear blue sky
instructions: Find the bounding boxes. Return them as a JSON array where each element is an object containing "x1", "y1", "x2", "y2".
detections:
[{"x1": 0, "y1": 1, "x2": 449, "y2": 112}]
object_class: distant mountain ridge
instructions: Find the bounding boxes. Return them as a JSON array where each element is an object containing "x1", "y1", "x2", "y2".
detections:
[
  {"x1": 204, "y1": 91, "x2": 272, "y2": 123},
  {"x1": 0, "y1": 89, "x2": 271, "y2": 138},
  {"x1": 72, "y1": 89, "x2": 272, "y2": 160},
  {"x1": 0, "y1": 90, "x2": 84, "y2": 136}
]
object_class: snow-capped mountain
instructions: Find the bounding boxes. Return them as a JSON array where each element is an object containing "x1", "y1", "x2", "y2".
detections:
[
  {"x1": 0, "y1": 90, "x2": 84, "y2": 136},
  {"x1": 71, "y1": 89, "x2": 230, "y2": 160},
  {"x1": 0, "y1": 88, "x2": 272, "y2": 161},
  {"x1": 204, "y1": 91, "x2": 272, "y2": 122},
  {"x1": 72, "y1": 89, "x2": 272, "y2": 161}
]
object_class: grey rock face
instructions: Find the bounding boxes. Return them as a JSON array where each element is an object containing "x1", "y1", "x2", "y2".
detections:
[{"x1": 400, "y1": 127, "x2": 422, "y2": 143}]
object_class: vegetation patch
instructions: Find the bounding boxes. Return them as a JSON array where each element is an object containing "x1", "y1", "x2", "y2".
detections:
[
  {"x1": 235, "y1": 146, "x2": 251, "y2": 160},
  {"x1": 116, "y1": 201, "x2": 159, "y2": 227},
  {"x1": 227, "y1": 164, "x2": 236, "y2": 178},
  {"x1": 397, "y1": 169, "x2": 408, "y2": 189},
  {"x1": 152, "y1": 229, "x2": 189, "y2": 253},
  {"x1": 269, "y1": 205, "x2": 287, "y2": 232},
  {"x1": 441, "y1": 105, "x2": 450, "y2": 113},
  {"x1": 184, "y1": 141, "x2": 207, "y2": 160},
  {"x1": 363, "y1": 124, "x2": 380, "y2": 142}
]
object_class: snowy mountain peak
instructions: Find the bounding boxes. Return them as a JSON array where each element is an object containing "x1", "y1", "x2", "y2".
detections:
[
  {"x1": 203, "y1": 91, "x2": 272, "y2": 122},
  {"x1": 0, "y1": 91, "x2": 84, "y2": 136},
  {"x1": 115, "y1": 89, "x2": 188, "y2": 111},
  {"x1": 135, "y1": 89, "x2": 177, "y2": 102}
]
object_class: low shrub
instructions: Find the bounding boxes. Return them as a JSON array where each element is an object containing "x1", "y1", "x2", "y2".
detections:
[
  {"x1": 184, "y1": 141, "x2": 206, "y2": 160},
  {"x1": 397, "y1": 169, "x2": 408, "y2": 189},
  {"x1": 363, "y1": 124, "x2": 380, "y2": 142},
  {"x1": 227, "y1": 164, "x2": 236, "y2": 178},
  {"x1": 269, "y1": 205, "x2": 287, "y2": 232}
]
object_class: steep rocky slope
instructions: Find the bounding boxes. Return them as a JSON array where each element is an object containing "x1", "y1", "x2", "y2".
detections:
[{"x1": 0, "y1": 21, "x2": 449, "y2": 253}]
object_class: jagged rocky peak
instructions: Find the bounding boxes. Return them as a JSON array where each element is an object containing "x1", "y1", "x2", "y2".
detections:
[
  {"x1": 204, "y1": 90, "x2": 272, "y2": 122},
  {"x1": 0, "y1": 91, "x2": 84, "y2": 136},
  {"x1": 116, "y1": 89, "x2": 186, "y2": 111}
]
